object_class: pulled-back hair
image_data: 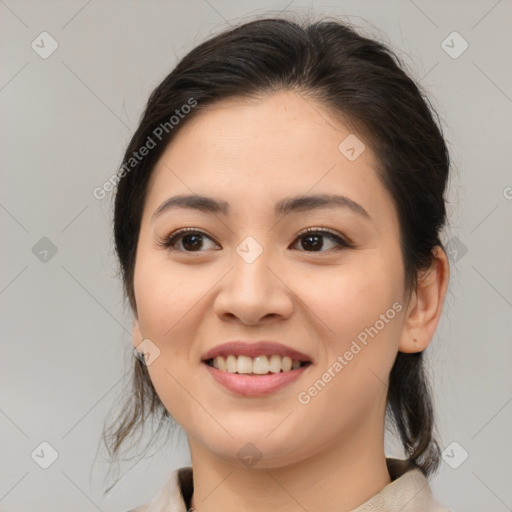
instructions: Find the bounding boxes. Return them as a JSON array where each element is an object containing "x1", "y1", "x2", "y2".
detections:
[{"x1": 104, "y1": 14, "x2": 450, "y2": 486}]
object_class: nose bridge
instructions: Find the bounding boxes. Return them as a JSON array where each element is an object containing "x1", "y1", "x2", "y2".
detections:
[
  {"x1": 232, "y1": 233, "x2": 274, "y2": 296},
  {"x1": 235, "y1": 234, "x2": 266, "y2": 266},
  {"x1": 213, "y1": 233, "x2": 293, "y2": 323}
]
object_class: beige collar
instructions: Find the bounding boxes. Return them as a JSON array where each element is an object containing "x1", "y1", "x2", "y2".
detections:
[{"x1": 129, "y1": 458, "x2": 450, "y2": 512}]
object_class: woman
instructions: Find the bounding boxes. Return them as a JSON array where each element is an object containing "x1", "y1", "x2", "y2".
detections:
[{"x1": 105, "y1": 15, "x2": 452, "y2": 512}]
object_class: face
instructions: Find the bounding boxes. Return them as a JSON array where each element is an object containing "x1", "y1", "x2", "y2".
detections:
[{"x1": 132, "y1": 90, "x2": 409, "y2": 468}]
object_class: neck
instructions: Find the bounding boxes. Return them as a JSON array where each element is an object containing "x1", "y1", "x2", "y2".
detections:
[{"x1": 187, "y1": 417, "x2": 391, "y2": 512}]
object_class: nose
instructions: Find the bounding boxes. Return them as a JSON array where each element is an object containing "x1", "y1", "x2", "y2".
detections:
[{"x1": 213, "y1": 245, "x2": 294, "y2": 326}]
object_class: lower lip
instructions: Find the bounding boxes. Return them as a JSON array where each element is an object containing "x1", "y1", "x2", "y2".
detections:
[{"x1": 202, "y1": 362, "x2": 311, "y2": 396}]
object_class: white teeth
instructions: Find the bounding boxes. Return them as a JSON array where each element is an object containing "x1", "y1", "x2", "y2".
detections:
[
  {"x1": 211, "y1": 354, "x2": 306, "y2": 374},
  {"x1": 226, "y1": 354, "x2": 237, "y2": 373},
  {"x1": 268, "y1": 354, "x2": 282, "y2": 373},
  {"x1": 252, "y1": 355, "x2": 269, "y2": 374},
  {"x1": 237, "y1": 355, "x2": 253, "y2": 374},
  {"x1": 217, "y1": 355, "x2": 226, "y2": 371}
]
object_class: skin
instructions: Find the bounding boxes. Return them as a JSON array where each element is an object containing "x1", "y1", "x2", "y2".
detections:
[{"x1": 131, "y1": 90, "x2": 449, "y2": 512}]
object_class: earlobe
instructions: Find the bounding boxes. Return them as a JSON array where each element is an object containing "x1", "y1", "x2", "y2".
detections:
[{"x1": 398, "y1": 246, "x2": 450, "y2": 354}]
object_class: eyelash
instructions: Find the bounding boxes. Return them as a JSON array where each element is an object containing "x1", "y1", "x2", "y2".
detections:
[{"x1": 158, "y1": 226, "x2": 353, "y2": 253}]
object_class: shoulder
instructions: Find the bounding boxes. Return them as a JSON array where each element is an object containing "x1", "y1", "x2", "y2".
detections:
[
  {"x1": 126, "y1": 466, "x2": 193, "y2": 512},
  {"x1": 351, "y1": 459, "x2": 452, "y2": 512}
]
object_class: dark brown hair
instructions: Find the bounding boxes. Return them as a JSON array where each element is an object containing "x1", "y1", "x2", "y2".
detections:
[{"x1": 103, "y1": 14, "x2": 450, "y2": 488}]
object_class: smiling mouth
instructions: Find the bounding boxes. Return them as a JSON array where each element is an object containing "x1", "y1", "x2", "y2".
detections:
[{"x1": 204, "y1": 354, "x2": 311, "y2": 375}]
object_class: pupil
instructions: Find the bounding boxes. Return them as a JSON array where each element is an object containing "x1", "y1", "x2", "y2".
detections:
[
  {"x1": 303, "y1": 234, "x2": 322, "y2": 251},
  {"x1": 183, "y1": 234, "x2": 202, "y2": 251}
]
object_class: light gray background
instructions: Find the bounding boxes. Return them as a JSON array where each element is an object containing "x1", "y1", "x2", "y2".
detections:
[{"x1": 1, "y1": 1, "x2": 511, "y2": 511}]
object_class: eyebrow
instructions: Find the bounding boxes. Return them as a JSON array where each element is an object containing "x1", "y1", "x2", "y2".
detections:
[{"x1": 151, "y1": 193, "x2": 370, "y2": 223}]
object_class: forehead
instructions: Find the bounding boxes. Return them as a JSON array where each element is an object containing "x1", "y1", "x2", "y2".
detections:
[
  {"x1": 143, "y1": 90, "x2": 396, "y2": 227},
  {"x1": 163, "y1": 90, "x2": 361, "y2": 163}
]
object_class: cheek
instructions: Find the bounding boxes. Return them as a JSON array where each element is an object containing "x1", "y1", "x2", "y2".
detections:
[
  {"x1": 134, "y1": 258, "x2": 207, "y2": 340},
  {"x1": 295, "y1": 251, "x2": 405, "y2": 390},
  {"x1": 297, "y1": 253, "x2": 404, "y2": 337},
  {"x1": 133, "y1": 259, "x2": 215, "y2": 422},
  {"x1": 294, "y1": 272, "x2": 403, "y2": 442}
]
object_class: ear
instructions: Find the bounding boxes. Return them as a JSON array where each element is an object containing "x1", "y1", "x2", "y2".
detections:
[{"x1": 398, "y1": 246, "x2": 450, "y2": 353}]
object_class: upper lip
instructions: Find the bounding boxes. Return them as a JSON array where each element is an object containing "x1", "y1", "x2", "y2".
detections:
[{"x1": 201, "y1": 341, "x2": 313, "y2": 363}]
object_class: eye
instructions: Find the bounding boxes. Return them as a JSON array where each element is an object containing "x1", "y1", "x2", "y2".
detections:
[
  {"x1": 158, "y1": 226, "x2": 352, "y2": 253},
  {"x1": 290, "y1": 227, "x2": 352, "y2": 253},
  {"x1": 159, "y1": 228, "x2": 219, "y2": 252}
]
